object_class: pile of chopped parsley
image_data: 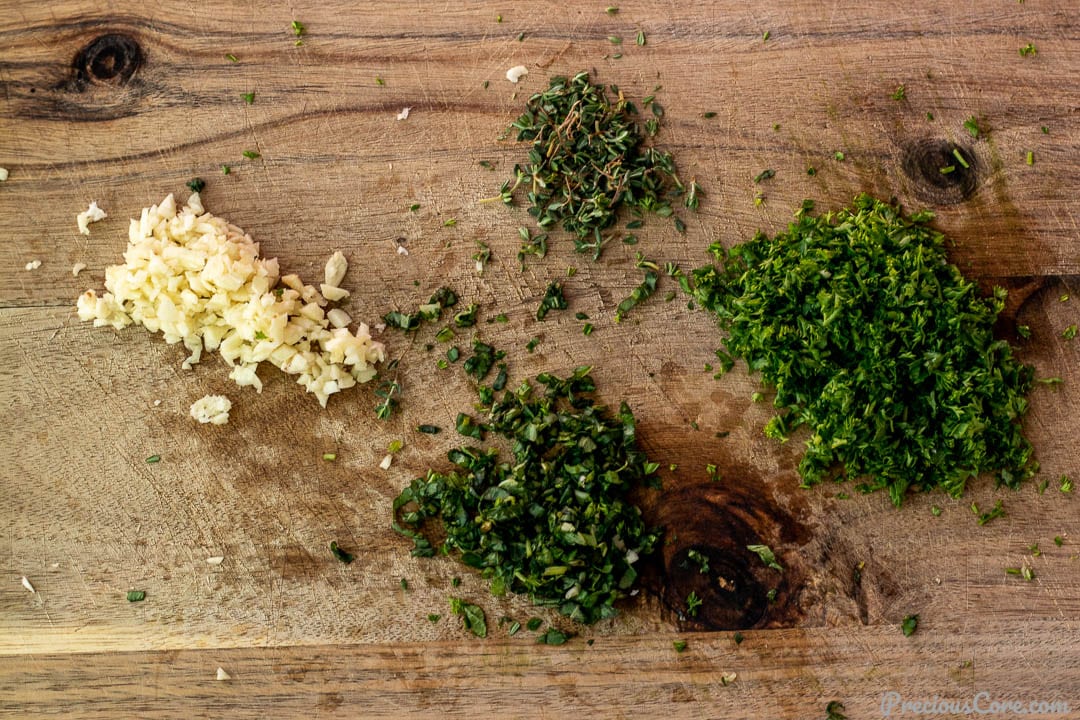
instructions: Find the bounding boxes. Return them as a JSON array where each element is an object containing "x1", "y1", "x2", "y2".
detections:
[
  {"x1": 393, "y1": 366, "x2": 662, "y2": 624},
  {"x1": 692, "y1": 194, "x2": 1037, "y2": 505},
  {"x1": 498, "y1": 70, "x2": 695, "y2": 258}
]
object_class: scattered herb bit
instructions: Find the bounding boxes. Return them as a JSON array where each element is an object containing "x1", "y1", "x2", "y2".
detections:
[
  {"x1": 605, "y1": 6, "x2": 618, "y2": 14},
  {"x1": 747, "y1": 544, "x2": 783, "y2": 572},
  {"x1": 242, "y1": 150, "x2": 260, "y2": 160},
  {"x1": 463, "y1": 339, "x2": 504, "y2": 381},
  {"x1": 615, "y1": 270, "x2": 658, "y2": 323},
  {"x1": 685, "y1": 591, "x2": 702, "y2": 617},
  {"x1": 417, "y1": 424, "x2": 441, "y2": 435},
  {"x1": 449, "y1": 597, "x2": 487, "y2": 638},
  {"x1": 687, "y1": 549, "x2": 710, "y2": 574},
  {"x1": 891, "y1": 84, "x2": 906, "y2": 101},
  {"x1": 927, "y1": 111, "x2": 935, "y2": 121},
  {"x1": 765, "y1": 588, "x2": 778, "y2": 603},
  {"x1": 952, "y1": 148, "x2": 970, "y2": 169},
  {"x1": 753, "y1": 168, "x2": 776, "y2": 184},
  {"x1": 126, "y1": 590, "x2": 146, "y2": 602},
  {"x1": 1022, "y1": 566, "x2": 1036, "y2": 581},
  {"x1": 526, "y1": 617, "x2": 543, "y2": 632},
  {"x1": 690, "y1": 195, "x2": 1037, "y2": 506},
  {"x1": 322, "y1": 452, "x2": 337, "y2": 462},
  {"x1": 383, "y1": 287, "x2": 459, "y2": 332},
  {"x1": 375, "y1": 381, "x2": 401, "y2": 420},
  {"x1": 673, "y1": 640, "x2": 688, "y2": 653},
  {"x1": 145, "y1": 454, "x2": 161, "y2": 464},
  {"x1": 703, "y1": 111, "x2": 717, "y2": 119},
  {"x1": 525, "y1": 336, "x2": 540, "y2": 353},
  {"x1": 963, "y1": 116, "x2": 980, "y2": 138},
  {"x1": 940, "y1": 166, "x2": 956, "y2": 175},
  {"x1": 241, "y1": 92, "x2": 255, "y2": 105},
  {"x1": 186, "y1": 178, "x2": 206, "y2": 194},
  {"x1": 1029, "y1": 543, "x2": 1041, "y2": 557},
  {"x1": 388, "y1": 440, "x2": 403, "y2": 454},
  {"x1": 446, "y1": 347, "x2": 460, "y2": 362},
  {"x1": 1061, "y1": 475, "x2": 1073, "y2": 493},
  {"x1": 291, "y1": 20, "x2": 305, "y2": 37},
  {"x1": 409, "y1": 203, "x2": 421, "y2": 212},
  {"x1": 901, "y1": 614, "x2": 919, "y2": 637},
  {"x1": 536, "y1": 281, "x2": 569, "y2": 320},
  {"x1": 508, "y1": 621, "x2": 521, "y2": 635},
  {"x1": 536, "y1": 628, "x2": 570, "y2": 645},
  {"x1": 428, "y1": 613, "x2": 441, "y2": 623},
  {"x1": 582, "y1": 323, "x2": 594, "y2": 336},
  {"x1": 443, "y1": 218, "x2": 457, "y2": 227},
  {"x1": 807, "y1": 166, "x2": 817, "y2": 176},
  {"x1": 330, "y1": 541, "x2": 355, "y2": 564},
  {"x1": 393, "y1": 367, "x2": 662, "y2": 624},
  {"x1": 931, "y1": 505, "x2": 943, "y2": 517},
  {"x1": 499, "y1": 71, "x2": 693, "y2": 258},
  {"x1": 1042, "y1": 125, "x2": 1050, "y2": 134},
  {"x1": 1055, "y1": 536, "x2": 1064, "y2": 547},
  {"x1": 454, "y1": 304, "x2": 480, "y2": 328},
  {"x1": 495, "y1": 14, "x2": 502, "y2": 22},
  {"x1": 225, "y1": 53, "x2": 238, "y2": 63},
  {"x1": 825, "y1": 701, "x2": 848, "y2": 720},
  {"x1": 221, "y1": 165, "x2": 231, "y2": 175},
  {"x1": 517, "y1": 32, "x2": 525, "y2": 42},
  {"x1": 1061, "y1": 324, "x2": 1077, "y2": 340},
  {"x1": 455, "y1": 413, "x2": 484, "y2": 440},
  {"x1": 435, "y1": 326, "x2": 455, "y2": 343},
  {"x1": 400, "y1": 578, "x2": 409, "y2": 591},
  {"x1": 833, "y1": 151, "x2": 845, "y2": 161},
  {"x1": 762, "y1": 30, "x2": 770, "y2": 42},
  {"x1": 973, "y1": 499, "x2": 1005, "y2": 526},
  {"x1": 1026, "y1": 151, "x2": 1035, "y2": 166},
  {"x1": 1060, "y1": 294, "x2": 1070, "y2": 302},
  {"x1": 1036, "y1": 478, "x2": 1049, "y2": 494},
  {"x1": 636, "y1": 30, "x2": 646, "y2": 46},
  {"x1": 451, "y1": 577, "x2": 461, "y2": 588},
  {"x1": 608, "y1": 35, "x2": 622, "y2": 45},
  {"x1": 1019, "y1": 43, "x2": 1038, "y2": 57}
]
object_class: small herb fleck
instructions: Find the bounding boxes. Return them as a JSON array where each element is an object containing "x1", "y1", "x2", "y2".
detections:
[
  {"x1": 145, "y1": 454, "x2": 161, "y2": 464},
  {"x1": 1019, "y1": 43, "x2": 1038, "y2": 57},
  {"x1": 825, "y1": 701, "x2": 848, "y2": 720},
  {"x1": 322, "y1": 452, "x2": 337, "y2": 462},
  {"x1": 241, "y1": 92, "x2": 255, "y2": 105},
  {"x1": 186, "y1": 178, "x2": 205, "y2": 193},
  {"x1": 417, "y1": 424, "x2": 441, "y2": 435},
  {"x1": 636, "y1": 30, "x2": 646, "y2": 46},
  {"x1": 242, "y1": 150, "x2": 260, "y2": 160},
  {"x1": 685, "y1": 591, "x2": 702, "y2": 617},
  {"x1": 747, "y1": 544, "x2": 783, "y2": 572},
  {"x1": 901, "y1": 613, "x2": 919, "y2": 637},
  {"x1": 330, "y1": 541, "x2": 354, "y2": 564},
  {"x1": 753, "y1": 168, "x2": 776, "y2": 184},
  {"x1": 291, "y1": 20, "x2": 305, "y2": 37},
  {"x1": 963, "y1": 116, "x2": 980, "y2": 138},
  {"x1": 673, "y1": 640, "x2": 687, "y2": 653},
  {"x1": 891, "y1": 84, "x2": 906, "y2": 101},
  {"x1": 225, "y1": 53, "x2": 239, "y2": 63},
  {"x1": 221, "y1": 165, "x2": 231, "y2": 175},
  {"x1": 126, "y1": 590, "x2": 146, "y2": 602}
]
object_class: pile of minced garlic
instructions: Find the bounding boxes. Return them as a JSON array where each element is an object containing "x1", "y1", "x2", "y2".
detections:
[{"x1": 77, "y1": 193, "x2": 385, "y2": 407}]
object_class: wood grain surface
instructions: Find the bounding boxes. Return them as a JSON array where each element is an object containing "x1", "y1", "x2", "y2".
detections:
[{"x1": 2, "y1": 1, "x2": 1079, "y2": 717}]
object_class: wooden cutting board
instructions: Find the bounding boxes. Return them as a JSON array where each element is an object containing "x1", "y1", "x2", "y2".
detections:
[{"x1": 2, "y1": 1, "x2": 1079, "y2": 717}]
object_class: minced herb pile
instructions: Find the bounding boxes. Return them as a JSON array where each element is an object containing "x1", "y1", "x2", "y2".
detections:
[
  {"x1": 498, "y1": 70, "x2": 695, "y2": 259},
  {"x1": 393, "y1": 366, "x2": 662, "y2": 624},
  {"x1": 692, "y1": 194, "x2": 1037, "y2": 505}
]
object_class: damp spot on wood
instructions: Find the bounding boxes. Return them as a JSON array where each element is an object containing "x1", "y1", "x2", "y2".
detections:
[{"x1": 70, "y1": 33, "x2": 144, "y2": 90}]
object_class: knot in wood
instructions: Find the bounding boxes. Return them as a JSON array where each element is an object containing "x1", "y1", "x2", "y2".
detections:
[
  {"x1": 72, "y1": 33, "x2": 143, "y2": 89},
  {"x1": 901, "y1": 137, "x2": 979, "y2": 205}
]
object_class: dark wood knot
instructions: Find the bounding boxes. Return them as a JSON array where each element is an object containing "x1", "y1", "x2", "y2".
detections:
[
  {"x1": 72, "y1": 33, "x2": 143, "y2": 90},
  {"x1": 901, "y1": 138, "x2": 979, "y2": 205}
]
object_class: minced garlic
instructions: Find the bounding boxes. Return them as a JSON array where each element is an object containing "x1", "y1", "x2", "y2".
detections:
[{"x1": 76, "y1": 193, "x2": 384, "y2": 406}]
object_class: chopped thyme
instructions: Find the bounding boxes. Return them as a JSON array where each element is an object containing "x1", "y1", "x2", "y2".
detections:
[
  {"x1": 126, "y1": 590, "x2": 146, "y2": 602},
  {"x1": 242, "y1": 150, "x2": 260, "y2": 160},
  {"x1": 536, "y1": 281, "x2": 568, "y2": 320},
  {"x1": 225, "y1": 53, "x2": 238, "y2": 63},
  {"x1": 330, "y1": 541, "x2": 354, "y2": 564},
  {"x1": 673, "y1": 640, "x2": 688, "y2": 653},
  {"x1": 891, "y1": 84, "x2": 906, "y2": 101},
  {"x1": 963, "y1": 116, "x2": 980, "y2": 138},
  {"x1": 901, "y1": 614, "x2": 919, "y2": 637},
  {"x1": 145, "y1": 454, "x2": 161, "y2": 464},
  {"x1": 186, "y1": 178, "x2": 206, "y2": 193},
  {"x1": 747, "y1": 544, "x2": 783, "y2": 572},
  {"x1": 753, "y1": 168, "x2": 776, "y2": 183},
  {"x1": 685, "y1": 591, "x2": 702, "y2": 617},
  {"x1": 241, "y1": 92, "x2": 254, "y2": 105}
]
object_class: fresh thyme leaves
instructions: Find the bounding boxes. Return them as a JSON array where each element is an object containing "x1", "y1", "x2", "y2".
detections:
[
  {"x1": 753, "y1": 168, "x2": 776, "y2": 184},
  {"x1": 673, "y1": 639, "x2": 687, "y2": 653},
  {"x1": 536, "y1": 281, "x2": 569, "y2": 320},
  {"x1": 963, "y1": 116, "x2": 981, "y2": 138},
  {"x1": 972, "y1": 499, "x2": 1005, "y2": 526},
  {"x1": 746, "y1": 544, "x2": 783, "y2": 572},
  {"x1": 614, "y1": 270, "x2": 658, "y2": 323},
  {"x1": 393, "y1": 367, "x2": 662, "y2": 624},
  {"x1": 517, "y1": 227, "x2": 549, "y2": 269},
  {"x1": 374, "y1": 381, "x2": 401, "y2": 420},
  {"x1": 463, "y1": 339, "x2": 505, "y2": 381},
  {"x1": 901, "y1": 614, "x2": 919, "y2": 637},
  {"x1": 449, "y1": 597, "x2": 487, "y2": 638},
  {"x1": 500, "y1": 71, "x2": 692, "y2": 258},
  {"x1": 145, "y1": 454, "x2": 161, "y2": 464},
  {"x1": 330, "y1": 541, "x2": 355, "y2": 564},
  {"x1": 242, "y1": 150, "x2": 260, "y2": 160},
  {"x1": 691, "y1": 194, "x2": 1036, "y2": 506},
  {"x1": 891, "y1": 84, "x2": 906, "y2": 101},
  {"x1": 383, "y1": 287, "x2": 459, "y2": 331},
  {"x1": 685, "y1": 591, "x2": 702, "y2": 617},
  {"x1": 126, "y1": 590, "x2": 146, "y2": 602},
  {"x1": 1019, "y1": 42, "x2": 1038, "y2": 57},
  {"x1": 186, "y1": 178, "x2": 206, "y2": 194}
]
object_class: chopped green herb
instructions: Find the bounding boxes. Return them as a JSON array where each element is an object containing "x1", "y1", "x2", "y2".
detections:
[
  {"x1": 225, "y1": 53, "x2": 239, "y2": 63},
  {"x1": 608, "y1": 35, "x2": 622, "y2": 44},
  {"x1": 242, "y1": 150, "x2": 260, "y2": 160},
  {"x1": 753, "y1": 168, "x2": 776, "y2": 183},
  {"x1": 526, "y1": 617, "x2": 543, "y2": 632},
  {"x1": 525, "y1": 336, "x2": 540, "y2": 353},
  {"x1": 417, "y1": 424, "x2": 441, "y2": 435},
  {"x1": 186, "y1": 178, "x2": 205, "y2": 194},
  {"x1": 1061, "y1": 475, "x2": 1073, "y2": 493},
  {"x1": 615, "y1": 270, "x2": 658, "y2": 323},
  {"x1": 495, "y1": 14, "x2": 502, "y2": 22},
  {"x1": 1036, "y1": 478, "x2": 1049, "y2": 494},
  {"x1": 428, "y1": 613, "x2": 441, "y2": 623},
  {"x1": 762, "y1": 30, "x2": 770, "y2": 42},
  {"x1": 1042, "y1": 125, "x2": 1050, "y2": 134},
  {"x1": 952, "y1": 148, "x2": 970, "y2": 168},
  {"x1": 455, "y1": 413, "x2": 484, "y2": 440},
  {"x1": 516, "y1": 227, "x2": 548, "y2": 269},
  {"x1": 241, "y1": 92, "x2": 255, "y2": 105},
  {"x1": 463, "y1": 339, "x2": 505, "y2": 381},
  {"x1": 536, "y1": 628, "x2": 570, "y2": 645},
  {"x1": 221, "y1": 165, "x2": 231, "y2": 175},
  {"x1": 388, "y1": 440, "x2": 403, "y2": 454},
  {"x1": 374, "y1": 381, "x2": 401, "y2": 420},
  {"x1": 691, "y1": 195, "x2": 1037, "y2": 506},
  {"x1": 449, "y1": 597, "x2": 487, "y2": 638},
  {"x1": 322, "y1": 452, "x2": 337, "y2": 462},
  {"x1": 963, "y1": 116, "x2": 980, "y2": 138},
  {"x1": 400, "y1": 578, "x2": 409, "y2": 591},
  {"x1": 806, "y1": 166, "x2": 817, "y2": 176},
  {"x1": 673, "y1": 640, "x2": 687, "y2": 653},
  {"x1": 1019, "y1": 43, "x2": 1037, "y2": 57},
  {"x1": 825, "y1": 701, "x2": 848, "y2": 720},
  {"x1": 747, "y1": 544, "x2": 783, "y2": 572},
  {"x1": 703, "y1": 111, "x2": 717, "y2": 119},
  {"x1": 1055, "y1": 536, "x2": 1064, "y2": 546},
  {"x1": 901, "y1": 613, "x2": 919, "y2": 637},
  {"x1": 126, "y1": 590, "x2": 146, "y2": 602},
  {"x1": 434, "y1": 326, "x2": 455, "y2": 343},
  {"x1": 291, "y1": 20, "x2": 305, "y2": 37},
  {"x1": 686, "y1": 549, "x2": 710, "y2": 574},
  {"x1": 685, "y1": 591, "x2": 702, "y2": 617},
  {"x1": 1026, "y1": 151, "x2": 1035, "y2": 166},
  {"x1": 452, "y1": 577, "x2": 461, "y2": 588},
  {"x1": 1022, "y1": 566, "x2": 1036, "y2": 581},
  {"x1": 145, "y1": 454, "x2": 161, "y2": 464},
  {"x1": 636, "y1": 30, "x2": 646, "y2": 46},
  {"x1": 733, "y1": 632, "x2": 744, "y2": 645},
  {"x1": 605, "y1": 6, "x2": 618, "y2": 14},
  {"x1": 409, "y1": 203, "x2": 420, "y2": 212},
  {"x1": 499, "y1": 71, "x2": 693, "y2": 257},
  {"x1": 891, "y1": 84, "x2": 906, "y2": 101},
  {"x1": 939, "y1": 165, "x2": 956, "y2": 175},
  {"x1": 536, "y1": 281, "x2": 568, "y2": 320},
  {"x1": 1029, "y1": 543, "x2": 1041, "y2": 557},
  {"x1": 582, "y1": 323, "x2": 594, "y2": 336},
  {"x1": 393, "y1": 367, "x2": 662, "y2": 624},
  {"x1": 478, "y1": 160, "x2": 495, "y2": 170},
  {"x1": 517, "y1": 31, "x2": 524, "y2": 41},
  {"x1": 507, "y1": 621, "x2": 521, "y2": 635},
  {"x1": 972, "y1": 499, "x2": 1005, "y2": 526},
  {"x1": 330, "y1": 541, "x2": 354, "y2": 564},
  {"x1": 927, "y1": 111, "x2": 934, "y2": 121},
  {"x1": 931, "y1": 505, "x2": 942, "y2": 516},
  {"x1": 833, "y1": 151, "x2": 845, "y2": 161},
  {"x1": 442, "y1": 218, "x2": 457, "y2": 227}
]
